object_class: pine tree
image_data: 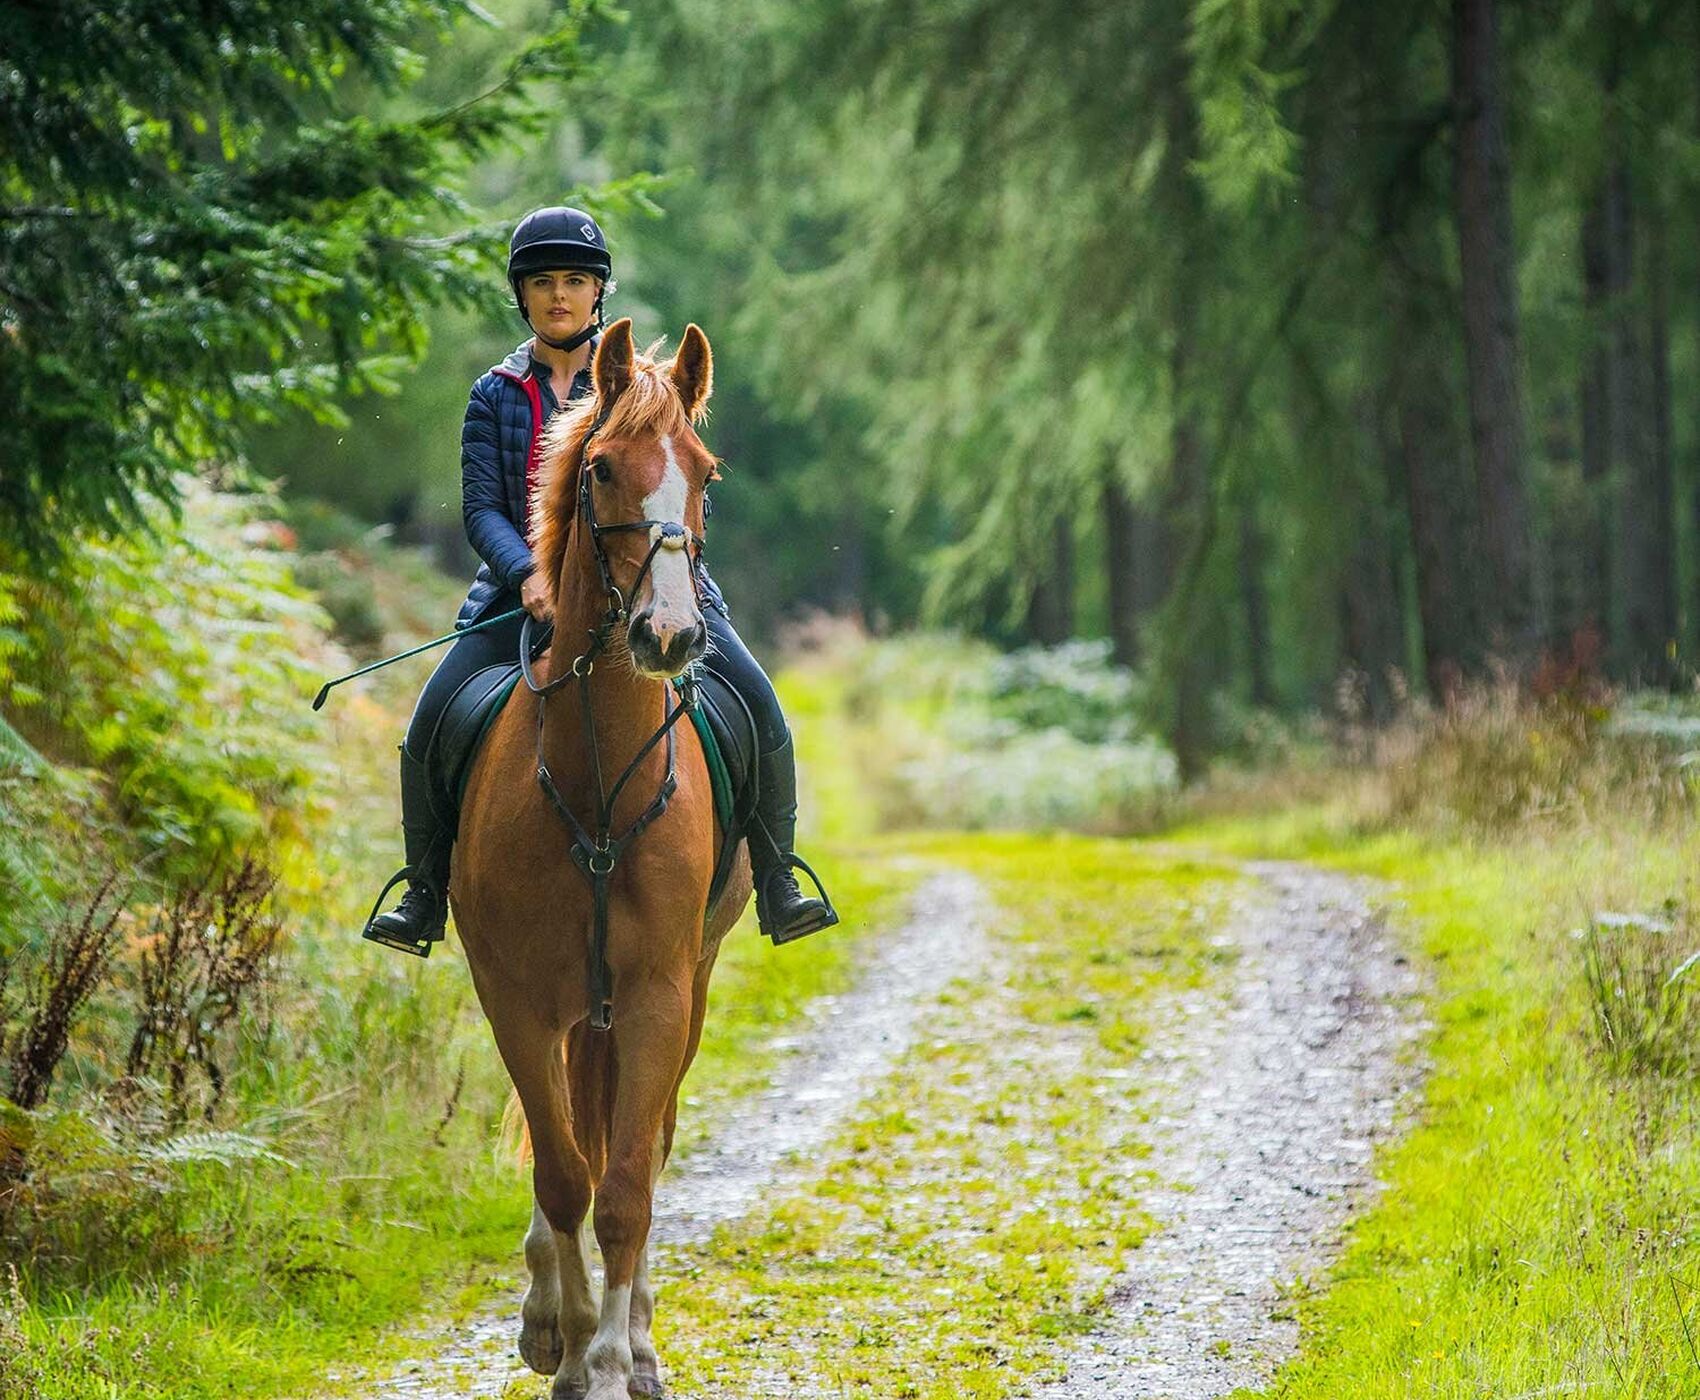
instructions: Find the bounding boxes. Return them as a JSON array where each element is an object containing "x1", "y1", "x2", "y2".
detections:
[{"x1": 0, "y1": 0, "x2": 590, "y2": 556}]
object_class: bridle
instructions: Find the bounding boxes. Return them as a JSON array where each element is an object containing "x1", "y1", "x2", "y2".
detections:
[
  {"x1": 576, "y1": 415, "x2": 709, "y2": 624},
  {"x1": 519, "y1": 400, "x2": 711, "y2": 1032}
]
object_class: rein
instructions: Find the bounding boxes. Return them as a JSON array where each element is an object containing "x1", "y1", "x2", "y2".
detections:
[{"x1": 521, "y1": 402, "x2": 709, "y2": 1032}]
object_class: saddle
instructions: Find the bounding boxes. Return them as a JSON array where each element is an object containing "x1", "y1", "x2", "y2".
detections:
[{"x1": 426, "y1": 658, "x2": 756, "y2": 908}]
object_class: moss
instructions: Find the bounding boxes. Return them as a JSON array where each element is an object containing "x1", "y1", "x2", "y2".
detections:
[{"x1": 647, "y1": 834, "x2": 1235, "y2": 1398}]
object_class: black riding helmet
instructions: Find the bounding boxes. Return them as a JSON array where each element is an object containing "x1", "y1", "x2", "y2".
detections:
[{"x1": 508, "y1": 206, "x2": 612, "y2": 352}]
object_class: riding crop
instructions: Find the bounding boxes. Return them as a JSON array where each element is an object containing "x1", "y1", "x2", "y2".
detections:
[{"x1": 309, "y1": 606, "x2": 527, "y2": 711}]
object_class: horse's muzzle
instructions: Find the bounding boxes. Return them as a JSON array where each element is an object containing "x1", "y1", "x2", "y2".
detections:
[{"x1": 628, "y1": 609, "x2": 708, "y2": 677}]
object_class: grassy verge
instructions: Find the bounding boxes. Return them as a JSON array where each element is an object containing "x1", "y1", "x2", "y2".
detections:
[
  {"x1": 1, "y1": 524, "x2": 914, "y2": 1399},
  {"x1": 646, "y1": 831, "x2": 1237, "y2": 1400},
  {"x1": 1166, "y1": 809, "x2": 1700, "y2": 1398}
]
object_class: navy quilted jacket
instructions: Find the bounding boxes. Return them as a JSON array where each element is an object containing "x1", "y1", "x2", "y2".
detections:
[{"x1": 455, "y1": 337, "x2": 725, "y2": 628}]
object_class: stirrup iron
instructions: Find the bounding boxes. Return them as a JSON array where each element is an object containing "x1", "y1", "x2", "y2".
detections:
[
  {"x1": 362, "y1": 867, "x2": 439, "y2": 959},
  {"x1": 763, "y1": 853, "x2": 839, "y2": 946}
]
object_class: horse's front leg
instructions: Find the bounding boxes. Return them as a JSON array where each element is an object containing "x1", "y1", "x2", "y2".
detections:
[
  {"x1": 627, "y1": 1241, "x2": 661, "y2": 1397},
  {"x1": 556, "y1": 1211, "x2": 599, "y2": 1392},
  {"x1": 520, "y1": 1201, "x2": 599, "y2": 1383},
  {"x1": 520, "y1": 1202, "x2": 563, "y2": 1375},
  {"x1": 585, "y1": 990, "x2": 691, "y2": 1400},
  {"x1": 478, "y1": 1006, "x2": 599, "y2": 1395},
  {"x1": 627, "y1": 1128, "x2": 670, "y2": 1396}
]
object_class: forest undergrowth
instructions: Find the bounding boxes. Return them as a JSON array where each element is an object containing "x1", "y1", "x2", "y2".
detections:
[{"x1": 0, "y1": 493, "x2": 911, "y2": 1400}]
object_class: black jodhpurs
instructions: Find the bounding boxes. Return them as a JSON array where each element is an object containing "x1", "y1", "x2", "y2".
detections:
[
  {"x1": 703, "y1": 606, "x2": 789, "y2": 755},
  {"x1": 403, "y1": 597, "x2": 788, "y2": 762},
  {"x1": 404, "y1": 603, "x2": 527, "y2": 759}
]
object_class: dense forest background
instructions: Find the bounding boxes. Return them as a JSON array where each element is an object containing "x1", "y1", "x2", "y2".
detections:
[
  {"x1": 9, "y1": 0, "x2": 1698, "y2": 776},
  {"x1": 597, "y1": 0, "x2": 1700, "y2": 761}
]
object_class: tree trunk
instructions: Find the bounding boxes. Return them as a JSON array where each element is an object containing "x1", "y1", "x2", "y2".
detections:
[
  {"x1": 1601, "y1": 155, "x2": 1675, "y2": 683},
  {"x1": 1343, "y1": 394, "x2": 1409, "y2": 717},
  {"x1": 1101, "y1": 465, "x2": 1143, "y2": 667},
  {"x1": 1645, "y1": 194, "x2": 1677, "y2": 681},
  {"x1": 1452, "y1": 0, "x2": 1540, "y2": 660},
  {"x1": 1578, "y1": 188, "x2": 1612, "y2": 644},
  {"x1": 1238, "y1": 499, "x2": 1273, "y2": 708},
  {"x1": 1024, "y1": 517, "x2": 1074, "y2": 645},
  {"x1": 1131, "y1": 506, "x2": 1172, "y2": 621},
  {"x1": 1145, "y1": 62, "x2": 1214, "y2": 780},
  {"x1": 1693, "y1": 7, "x2": 1700, "y2": 660},
  {"x1": 1340, "y1": 420, "x2": 1406, "y2": 720},
  {"x1": 1384, "y1": 222, "x2": 1481, "y2": 701}
]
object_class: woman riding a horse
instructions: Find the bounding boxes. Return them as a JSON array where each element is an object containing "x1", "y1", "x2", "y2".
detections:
[
  {"x1": 367, "y1": 212, "x2": 810, "y2": 1398},
  {"x1": 363, "y1": 206, "x2": 837, "y2": 955}
]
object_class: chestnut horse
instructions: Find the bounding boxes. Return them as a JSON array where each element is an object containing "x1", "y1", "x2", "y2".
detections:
[{"x1": 453, "y1": 319, "x2": 752, "y2": 1400}]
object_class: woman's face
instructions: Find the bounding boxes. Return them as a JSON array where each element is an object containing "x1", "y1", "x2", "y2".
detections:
[{"x1": 522, "y1": 269, "x2": 601, "y2": 341}]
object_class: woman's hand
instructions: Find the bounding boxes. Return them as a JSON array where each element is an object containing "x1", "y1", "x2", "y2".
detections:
[{"x1": 521, "y1": 569, "x2": 554, "y2": 623}]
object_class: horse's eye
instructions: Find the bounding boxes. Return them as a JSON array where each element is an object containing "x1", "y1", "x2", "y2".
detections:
[{"x1": 592, "y1": 459, "x2": 612, "y2": 484}]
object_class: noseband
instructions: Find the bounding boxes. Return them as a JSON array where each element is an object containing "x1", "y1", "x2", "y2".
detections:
[{"x1": 519, "y1": 401, "x2": 711, "y2": 1033}]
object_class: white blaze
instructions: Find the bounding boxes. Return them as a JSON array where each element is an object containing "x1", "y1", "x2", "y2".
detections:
[{"x1": 642, "y1": 436, "x2": 698, "y2": 634}]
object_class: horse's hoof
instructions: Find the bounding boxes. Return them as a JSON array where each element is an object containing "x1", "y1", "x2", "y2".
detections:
[
  {"x1": 549, "y1": 1380, "x2": 588, "y2": 1400},
  {"x1": 518, "y1": 1321, "x2": 564, "y2": 1377},
  {"x1": 629, "y1": 1368, "x2": 666, "y2": 1397}
]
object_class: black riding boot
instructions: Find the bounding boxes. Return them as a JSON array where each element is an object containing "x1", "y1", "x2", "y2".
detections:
[
  {"x1": 749, "y1": 732, "x2": 839, "y2": 944},
  {"x1": 363, "y1": 744, "x2": 453, "y2": 957}
]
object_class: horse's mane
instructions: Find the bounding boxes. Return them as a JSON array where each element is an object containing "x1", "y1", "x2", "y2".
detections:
[{"x1": 529, "y1": 340, "x2": 708, "y2": 595}]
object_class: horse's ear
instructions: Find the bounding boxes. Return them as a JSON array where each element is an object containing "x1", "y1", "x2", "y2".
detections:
[
  {"x1": 594, "y1": 318, "x2": 636, "y2": 402},
  {"x1": 670, "y1": 323, "x2": 713, "y2": 421}
]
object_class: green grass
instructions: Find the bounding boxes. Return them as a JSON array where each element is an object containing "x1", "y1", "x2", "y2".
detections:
[
  {"x1": 0, "y1": 551, "x2": 914, "y2": 1399},
  {"x1": 1166, "y1": 810, "x2": 1700, "y2": 1399},
  {"x1": 25, "y1": 613, "x2": 1700, "y2": 1400}
]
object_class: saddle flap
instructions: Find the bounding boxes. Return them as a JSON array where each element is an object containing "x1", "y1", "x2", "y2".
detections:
[
  {"x1": 681, "y1": 667, "x2": 757, "y2": 821},
  {"x1": 431, "y1": 662, "x2": 524, "y2": 810}
]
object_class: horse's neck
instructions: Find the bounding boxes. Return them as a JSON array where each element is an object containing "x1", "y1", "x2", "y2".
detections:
[{"x1": 543, "y1": 545, "x2": 668, "y2": 813}]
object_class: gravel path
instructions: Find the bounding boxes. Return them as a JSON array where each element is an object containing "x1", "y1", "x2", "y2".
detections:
[
  {"x1": 325, "y1": 869, "x2": 990, "y2": 1399},
  {"x1": 1028, "y1": 860, "x2": 1425, "y2": 1399},
  {"x1": 322, "y1": 859, "x2": 1421, "y2": 1400}
]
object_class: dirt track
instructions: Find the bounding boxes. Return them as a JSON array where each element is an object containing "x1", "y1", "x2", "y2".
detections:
[
  {"x1": 329, "y1": 870, "x2": 989, "y2": 1399},
  {"x1": 1028, "y1": 861, "x2": 1424, "y2": 1398},
  {"x1": 327, "y1": 859, "x2": 1420, "y2": 1400}
]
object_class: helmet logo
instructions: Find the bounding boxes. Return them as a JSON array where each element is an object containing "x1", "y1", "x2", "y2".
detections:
[{"x1": 580, "y1": 223, "x2": 598, "y2": 242}]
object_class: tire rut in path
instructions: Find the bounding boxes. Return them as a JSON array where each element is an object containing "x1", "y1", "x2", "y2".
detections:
[
  {"x1": 1028, "y1": 860, "x2": 1424, "y2": 1400},
  {"x1": 334, "y1": 869, "x2": 989, "y2": 1399}
]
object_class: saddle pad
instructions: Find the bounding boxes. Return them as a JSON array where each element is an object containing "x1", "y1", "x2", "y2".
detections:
[{"x1": 432, "y1": 662, "x2": 749, "y2": 848}]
